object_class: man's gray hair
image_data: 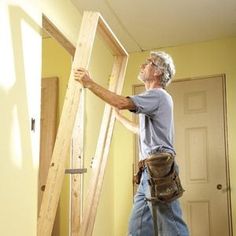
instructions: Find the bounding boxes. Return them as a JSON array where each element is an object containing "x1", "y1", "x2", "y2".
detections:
[{"x1": 150, "y1": 51, "x2": 176, "y2": 88}]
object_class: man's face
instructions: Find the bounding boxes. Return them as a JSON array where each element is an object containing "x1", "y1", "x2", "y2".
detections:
[{"x1": 138, "y1": 56, "x2": 161, "y2": 83}]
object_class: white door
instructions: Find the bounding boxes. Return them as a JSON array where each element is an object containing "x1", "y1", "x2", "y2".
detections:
[{"x1": 167, "y1": 75, "x2": 231, "y2": 236}]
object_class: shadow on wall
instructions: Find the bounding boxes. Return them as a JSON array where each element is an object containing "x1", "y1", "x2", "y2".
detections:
[{"x1": 0, "y1": 5, "x2": 41, "y2": 234}]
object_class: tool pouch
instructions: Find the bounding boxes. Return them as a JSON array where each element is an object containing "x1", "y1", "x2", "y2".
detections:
[{"x1": 145, "y1": 153, "x2": 184, "y2": 203}]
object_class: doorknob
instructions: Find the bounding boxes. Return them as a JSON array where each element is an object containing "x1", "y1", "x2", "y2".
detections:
[{"x1": 216, "y1": 184, "x2": 222, "y2": 190}]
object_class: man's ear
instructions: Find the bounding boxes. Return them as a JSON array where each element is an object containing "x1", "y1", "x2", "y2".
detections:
[{"x1": 154, "y1": 68, "x2": 162, "y2": 77}]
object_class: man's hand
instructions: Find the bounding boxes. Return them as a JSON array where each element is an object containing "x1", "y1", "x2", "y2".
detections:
[
  {"x1": 113, "y1": 107, "x2": 139, "y2": 135},
  {"x1": 73, "y1": 68, "x2": 136, "y2": 111},
  {"x1": 73, "y1": 68, "x2": 92, "y2": 88}
]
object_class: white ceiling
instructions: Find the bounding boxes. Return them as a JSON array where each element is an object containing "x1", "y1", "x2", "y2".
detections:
[{"x1": 71, "y1": 0, "x2": 236, "y2": 53}]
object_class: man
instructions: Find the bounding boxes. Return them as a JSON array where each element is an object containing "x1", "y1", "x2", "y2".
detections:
[{"x1": 74, "y1": 51, "x2": 189, "y2": 236}]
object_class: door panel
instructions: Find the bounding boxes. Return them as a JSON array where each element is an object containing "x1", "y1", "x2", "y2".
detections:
[{"x1": 167, "y1": 76, "x2": 230, "y2": 236}]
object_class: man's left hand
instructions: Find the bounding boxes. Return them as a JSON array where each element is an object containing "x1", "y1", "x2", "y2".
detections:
[{"x1": 73, "y1": 68, "x2": 92, "y2": 88}]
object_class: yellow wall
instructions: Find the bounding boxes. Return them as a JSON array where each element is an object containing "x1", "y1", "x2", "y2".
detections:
[
  {"x1": 0, "y1": 0, "x2": 116, "y2": 235},
  {"x1": 0, "y1": 1, "x2": 42, "y2": 235},
  {"x1": 0, "y1": 0, "x2": 82, "y2": 234},
  {"x1": 112, "y1": 37, "x2": 236, "y2": 235},
  {"x1": 42, "y1": 38, "x2": 72, "y2": 117}
]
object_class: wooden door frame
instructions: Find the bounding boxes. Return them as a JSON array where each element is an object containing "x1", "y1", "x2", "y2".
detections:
[
  {"x1": 39, "y1": 12, "x2": 128, "y2": 236},
  {"x1": 132, "y1": 74, "x2": 233, "y2": 235}
]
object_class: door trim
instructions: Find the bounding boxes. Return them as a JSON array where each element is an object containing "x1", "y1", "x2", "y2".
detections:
[{"x1": 42, "y1": 15, "x2": 75, "y2": 56}]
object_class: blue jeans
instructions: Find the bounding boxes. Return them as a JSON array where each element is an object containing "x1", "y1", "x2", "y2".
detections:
[{"x1": 128, "y1": 168, "x2": 189, "y2": 236}]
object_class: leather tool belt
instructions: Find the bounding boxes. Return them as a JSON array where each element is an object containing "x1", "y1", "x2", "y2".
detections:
[{"x1": 134, "y1": 152, "x2": 184, "y2": 203}]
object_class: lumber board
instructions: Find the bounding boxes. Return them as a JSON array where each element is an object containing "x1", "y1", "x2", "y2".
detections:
[
  {"x1": 97, "y1": 15, "x2": 128, "y2": 56},
  {"x1": 37, "y1": 12, "x2": 100, "y2": 236},
  {"x1": 70, "y1": 89, "x2": 85, "y2": 236},
  {"x1": 38, "y1": 11, "x2": 128, "y2": 236},
  {"x1": 78, "y1": 55, "x2": 128, "y2": 236}
]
